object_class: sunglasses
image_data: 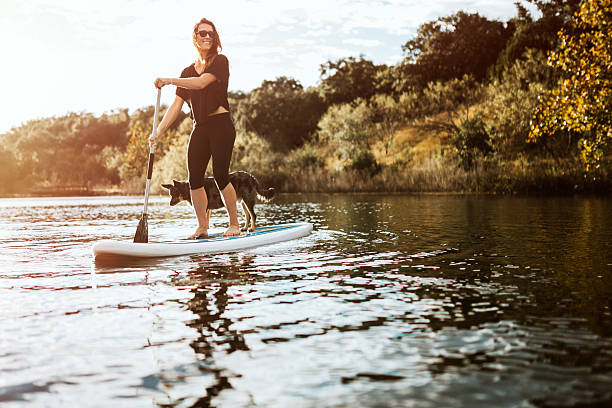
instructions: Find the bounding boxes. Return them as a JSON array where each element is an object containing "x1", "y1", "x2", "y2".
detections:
[{"x1": 197, "y1": 30, "x2": 216, "y2": 38}]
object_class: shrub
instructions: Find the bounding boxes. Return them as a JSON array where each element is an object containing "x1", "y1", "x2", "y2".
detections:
[
  {"x1": 150, "y1": 133, "x2": 189, "y2": 194},
  {"x1": 481, "y1": 50, "x2": 559, "y2": 157},
  {"x1": 344, "y1": 149, "x2": 381, "y2": 175},
  {"x1": 232, "y1": 131, "x2": 286, "y2": 188},
  {"x1": 284, "y1": 142, "x2": 325, "y2": 170},
  {"x1": 452, "y1": 116, "x2": 492, "y2": 169}
]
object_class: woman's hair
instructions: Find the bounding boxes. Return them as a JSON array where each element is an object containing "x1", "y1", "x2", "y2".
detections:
[{"x1": 192, "y1": 18, "x2": 222, "y2": 67}]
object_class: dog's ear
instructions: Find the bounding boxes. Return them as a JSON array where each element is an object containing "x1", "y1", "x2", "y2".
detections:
[
  {"x1": 161, "y1": 184, "x2": 172, "y2": 190},
  {"x1": 173, "y1": 179, "x2": 180, "y2": 185}
]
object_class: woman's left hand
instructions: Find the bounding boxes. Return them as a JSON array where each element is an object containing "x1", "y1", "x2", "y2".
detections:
[{"x1": 154, "y1": 78, "x2": 171, "y2": 88}]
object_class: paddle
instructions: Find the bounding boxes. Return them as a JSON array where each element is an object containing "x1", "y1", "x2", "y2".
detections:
[{"x1": 133, "y1": 88, "x2": 161, "y2": 243}]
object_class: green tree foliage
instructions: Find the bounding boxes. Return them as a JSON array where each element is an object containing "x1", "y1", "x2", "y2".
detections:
[
  {"x1": 344, "y1": 149, "x2": 381, "y2": 174},
  {"x1": 129, "y1": 105, "x2": 189, "y2": 134},
  {"x1": 400, "y1": 11, "x2": 513, "y2": 87},
  {"x1": 120, "y1": 114, "x2": 183, "y2": 182},
  {"x1": 318, "y1": 101, "x2": 373, "y2": 152},
  {"x1": 317, "y1": 100, "x2": 378, "y2": 171},
  {"x1": 120, "y1": 120, "x2": 152, "y2": 181},
  {"x1": 494, "y1": 0, "x2": 581, "y2": 75},
  {"x1": 316, "y1": 95, "x2": 408, "y2": 170},
  {"x1": 0, "y1": 147, "x2": 20, "y2": 193},
  {"x1": 233, "y1": 77, "x2": 326, "y2": 151},
  {"x1": 150, "y1": 131, "x2": 190, "y2": 193},
  {"x1": 483, "y1": 50, "x2": 560, "y2": 157},
  {"x1": 232, "y1": 131, "x2": 285, "y2": 187},
  {"x1": 283, "y1": 142, "x2": 325, "y2": 170},
  {"x1": 318, "y1": 56, "x2": 385, "y2": 105},
  {"x1": 367, "y1": 94, "x2": 407, "y2": 154},
  {"x1": 228, "y1": 91, "x2": 248, "y2": 109},
  {"x1": 528, "y1": 0, "x2": 583, "y2": 24},
  {"x1": 70, "y1": 110, "x2": 130, "y2": 147},
  {"x1": 408, "y1": 75, "x2": 485, "y2": 138},
  {"x1": 529, "y1": 0, "x2": 612, "y2": 172},
  {"x1": 0, "y1": 110, "x2": 130, "y2": 189},
  {"x1": 452, "y1": 116, "x2": 492, "y2": 169},
  {"x1": 375, "y1": 64, "x2": 410, "y2": 97}
]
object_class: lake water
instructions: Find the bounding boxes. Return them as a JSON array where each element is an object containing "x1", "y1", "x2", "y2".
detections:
[{"x1": 0, "y1": 194, "x2": 611, "y2": 407}]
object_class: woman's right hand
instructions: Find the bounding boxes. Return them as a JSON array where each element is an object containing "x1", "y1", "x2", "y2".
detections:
[{"x1": 154, "y1": 78, "x2": 171, "y2": 89}]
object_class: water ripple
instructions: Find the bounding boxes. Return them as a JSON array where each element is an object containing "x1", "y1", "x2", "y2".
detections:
[{"x1": 0, "y1": 195, "x2": 611, "y2": 407}]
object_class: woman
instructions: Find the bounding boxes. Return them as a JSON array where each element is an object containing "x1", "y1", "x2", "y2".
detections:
[{"x1": 151, "y1": 18, "x2": 240, "y2": 238}]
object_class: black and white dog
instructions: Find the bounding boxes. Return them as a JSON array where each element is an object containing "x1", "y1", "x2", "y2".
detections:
[{"x1": 162, "y1": 171, "x2": 275, "y2": 232}]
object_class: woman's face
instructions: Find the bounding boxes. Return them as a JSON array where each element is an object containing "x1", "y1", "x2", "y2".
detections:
[{"x1": 196, "y1": 23, "x2": 215, "y2": 54}]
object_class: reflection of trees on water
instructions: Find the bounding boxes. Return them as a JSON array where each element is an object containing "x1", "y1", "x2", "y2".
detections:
[
  {"x1": 153, "y1": 196, "x2": 611, "y2": 405},
  {"x1": 169, "y1": 254, "x2": 257, "y2": 407}
]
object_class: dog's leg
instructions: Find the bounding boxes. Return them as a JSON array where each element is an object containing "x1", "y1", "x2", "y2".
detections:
[
  {"x1": 240, "y1": 201, "x2": 250, "y2": 232},
  {"x1": 244, "y1": 198, "x2": 256, "y2": 232},
  {"x1": 206, "y1": 209, "x2": 210, "y2": 228}
]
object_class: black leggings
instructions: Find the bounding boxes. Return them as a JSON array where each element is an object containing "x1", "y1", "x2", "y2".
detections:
[{"x1": 187, "y1": 112, "x2": 236, "y2": 191}]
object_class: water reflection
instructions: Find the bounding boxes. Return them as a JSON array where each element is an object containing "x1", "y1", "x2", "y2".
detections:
[
  {"x1": 1, "y1": 194, "x2": 611, "y2": 407},
  {"x1": 173, "y1": 256, "x2": 255, "y2": 407},
  {"x1": 155, "y1": 242, "x2": 610, "y2": 405}
]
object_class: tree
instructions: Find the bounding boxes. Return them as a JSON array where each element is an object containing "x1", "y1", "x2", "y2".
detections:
[
  {"x1": 400, "y1": 11, "x2": 513, "y2": 86},
  {"x1": 233, "y1": 77, "x2": 326, "y2": 151},
  {"x1": 409, "y1": 75, "x2": 485, "y2": 140},
  {"x1": 317, "y1": 100, "x2": 374, "y2": 169},
  {"x1": 120, "y1": 121, "x2": 150, "y2": 181},
  {"x1": 529, "y1": 0, "x2": 612, "y2": 172},
  {"x1": 121, "y1": 119, "x2": 174, "y2": 181},
  {"x1": 317, "y1": 100, "x2": 372, "y2": 151},
  {"x1": 484, "y1": 50, "x2": 560, "y2": 157},
  {"x1": 494, "y1": 0, "x2": 581, "y2": 75},
  {"x1": 375, "y1": 64, "x2": 411, "y2": 97},
  {"x1": 367, "y1": 94, "x2": 407, "y2": 155},
  {"x1": 452, "y1": 116, "x2": 492, "y2": 169},
  {"x1": 69, "y1": 110, "x2": 130, "y2": 148},
  {"x1": 0, "y1": 147, "x2": 21, "y2": 193},
  {"x1": 0, "y1": 111, "x2": 132, "y2": 189},
  {"x1": 318, "y1": 56, "x2": 385, "y2": 105}
]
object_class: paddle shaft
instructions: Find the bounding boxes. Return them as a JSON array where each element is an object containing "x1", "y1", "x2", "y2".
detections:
[{"x1": 141, "y1": 88, "x2": 161, "y2": 216}]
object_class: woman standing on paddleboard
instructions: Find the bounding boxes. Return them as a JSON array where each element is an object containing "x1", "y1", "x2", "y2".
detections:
[{"x1": 150, "y1": 17, "x2": 240, "y2": 238}]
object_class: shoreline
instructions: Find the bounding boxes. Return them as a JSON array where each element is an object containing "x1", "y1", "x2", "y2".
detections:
[{"x1": 2, "y1": 189, "x2": 610, "y2": 199}]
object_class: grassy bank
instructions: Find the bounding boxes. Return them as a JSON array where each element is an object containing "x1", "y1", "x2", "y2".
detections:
[
  {"x1": 277, "y1": 159, "x2": 610, "y2": 195},
  {"x1": 4, "y1": 127, "x2": 609, "y2": 197},
  {"x1": 30, "y1": 158, "x2": 607, "y2": 198}
]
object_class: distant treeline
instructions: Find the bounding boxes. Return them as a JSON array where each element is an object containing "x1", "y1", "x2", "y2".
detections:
[{"x1": 1, "y1": 0, "x2": 610, "y2": 195}]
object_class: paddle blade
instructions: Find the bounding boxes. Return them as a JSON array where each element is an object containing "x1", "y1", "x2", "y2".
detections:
[{"x1": 133, "y1": 213, "x2": 148, "y2": 243}]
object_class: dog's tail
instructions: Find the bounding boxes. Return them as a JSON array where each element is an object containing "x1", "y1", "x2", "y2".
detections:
[{"x1": 254, "y1": 177, "x2": 275, "y2": 201}]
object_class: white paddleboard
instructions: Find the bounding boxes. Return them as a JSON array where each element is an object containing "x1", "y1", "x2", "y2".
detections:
[{"x1": 92, "y1": 222, "x2": 313, "y2": 258}]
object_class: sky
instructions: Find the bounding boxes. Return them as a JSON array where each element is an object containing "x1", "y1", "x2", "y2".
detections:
[{"x1": 0, "y1": 0, "x2": 538, "y2": 134}]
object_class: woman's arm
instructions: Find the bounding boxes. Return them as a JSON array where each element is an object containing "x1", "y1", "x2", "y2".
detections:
[
  {"x1": 155, "y1": 73, "x2": 218, "y2": 90},
  {"x1": 157, "y1": 95, "x2": 185, "y2": 135},
  {"x1": 149, "y1": 95, "x2": 184, "y2": 146}
]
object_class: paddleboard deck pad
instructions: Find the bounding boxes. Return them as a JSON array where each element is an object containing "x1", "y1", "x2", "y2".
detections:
[{"x1": 92, "y1": 222, "x2": 313, "y2": 258}]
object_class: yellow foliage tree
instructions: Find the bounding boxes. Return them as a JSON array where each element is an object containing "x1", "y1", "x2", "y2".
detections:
[
  {"x1": 121, "y1": 119, "x2": 173, "y2": 181},
  {"x1": 120, "y1": 120, "x2": 150, "y2": 180},
  {"x1": 529, "y1": 0, "x2": 611, "y2": 172}
]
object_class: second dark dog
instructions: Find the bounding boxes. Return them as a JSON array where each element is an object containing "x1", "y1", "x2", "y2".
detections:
[{"x1": 162, "y1": 171, "x2": 275, "y2": 232}]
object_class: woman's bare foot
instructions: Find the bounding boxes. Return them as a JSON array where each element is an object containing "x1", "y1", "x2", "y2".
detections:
[
  {"x1": 223, "y1": 224, "x2": 241, "y2": 237},
  {"x1": 188, "y1": 226, "x2": 208, "y2": 239}
]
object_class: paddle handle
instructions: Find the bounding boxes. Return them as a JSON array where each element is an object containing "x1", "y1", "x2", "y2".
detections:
[{"x1": 142, "y1": 88, "x2": 161, "y2": 215}]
